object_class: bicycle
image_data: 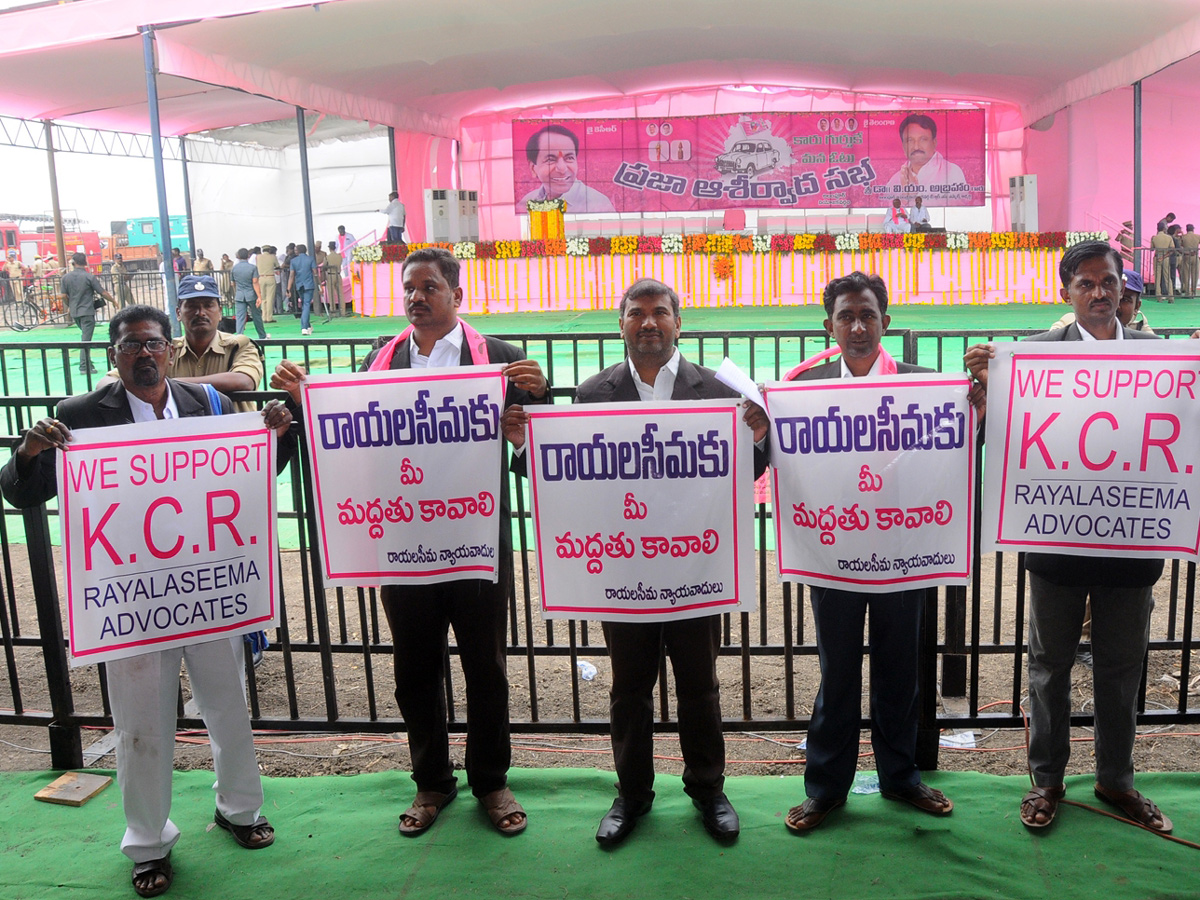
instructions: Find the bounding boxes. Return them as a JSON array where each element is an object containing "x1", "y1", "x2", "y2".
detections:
[{"x1": 4, "y1": 269, "x2": 75, "y2": 331}]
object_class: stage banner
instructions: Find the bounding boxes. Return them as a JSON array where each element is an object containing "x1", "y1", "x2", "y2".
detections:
[
  {"x1": 982, "y1": 342, "x2": 1200, "y2": 559},
  {"x1": 57, "y1": 414, "x2": 278, "y2": 667},
  {"x1": 512, "y1": 109, "x2": 984, "y2": 214},
  {"x1": 301, "y1": 366, "x2": 507, "y2": 587},
  {"x1": 764, "y1": 376, "x2": 975, "y2": 591},
  {"x1": 526, "y1": 400, "x2": 754, "y2": 622}
]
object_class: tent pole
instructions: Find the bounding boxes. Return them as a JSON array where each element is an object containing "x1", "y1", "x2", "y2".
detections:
[
  {"x1": 42, "y1": 120, "x2": 67, "y2": 267},
  {"x1": 297, "y1": 107, "x2": 316, "y2": 257},
  {"x1": 140, "y1": 25, "x2": 179, "y2": 336},
  {"x1": 388, "y1": 126, "x2": 398, "y2": 192},
  {"x1": 1132, "y1": 80, "x2": 1142, "y2": 273},
  {"x1": 180, "y1": 137, "x2": 196, "y2": 261}
]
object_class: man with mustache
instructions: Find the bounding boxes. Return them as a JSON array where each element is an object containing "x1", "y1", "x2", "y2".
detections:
[
  {"x1": 965, "y1": 241, "x2": 1171, "y2": 834},
  {"x1": 271, "y1": 248, "x2": 549, "y2": 838},
  {"x1": 505, "y1": 278, "x2": 768, "y2": 846},
  {"x1": 0, "y1": 304, "x2": 293, "y2": 897},
  {"x1": 518, "y1": 124, "x2": 616, "y2": 214},
  {"x1": 883, "y1": 113, "x2": 967, "y2": 202}
]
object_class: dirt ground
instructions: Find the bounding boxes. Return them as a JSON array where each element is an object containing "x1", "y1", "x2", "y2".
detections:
[{"x1": 2, "y1": 544, "x2": 1199, "y2": 785}]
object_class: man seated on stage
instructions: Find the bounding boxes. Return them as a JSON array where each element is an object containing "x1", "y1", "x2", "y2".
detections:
[
  {"x1": 778, "y1": 271, "x2": 955, "y2": 833},
  {"x1": 1050, "y1": 268, "x2": 1151, "y2": 335},
  {"x1": 965, "y1": 241, "x2": 1171, "y2": 834},
  {"x1": 270, "y1": 248, "x2": 549, "y2": 838},
  {"x1": 503, "y1": 278, "x2": 768, "y2": 846},
  {"x1": 907, "y1": 195, "x2": 931, "y2": 230},
  {"x1": 882, "y1": 198, "x2": 910, "y2": 234},
  {"x1": 0, "y1": 304, "x2": 293, "y2": 897}
]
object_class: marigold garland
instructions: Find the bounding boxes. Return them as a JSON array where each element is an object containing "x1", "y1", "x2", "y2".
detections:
[{"x1": 711, "y1": 254, "x2": 735, "y2": 281}]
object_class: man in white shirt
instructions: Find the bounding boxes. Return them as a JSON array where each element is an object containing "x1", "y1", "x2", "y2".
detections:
[
  {"x1": 884, "y1": 114, "x2": 968, "y2": 202},
  {"x1": 519, "y1": 124, "x2": 616, "y2": 214},
  {"x1": 908, "y1": 196, "x2": 931, "y2": 229},
  {"x1": 504, "y1": 278, "x2": 767, "y2": 847},
  {"x1": 381, "y1": 192, "x2": 406, "y2": 242}
]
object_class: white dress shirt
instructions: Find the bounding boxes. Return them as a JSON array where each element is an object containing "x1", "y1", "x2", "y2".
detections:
[
  {"x1": 126, "y1": 383, "x2": 181, "y2": 421},
  {"x1": 408, "y1": 322, "x2": 464, "y2": 368},
  {"x1": 628, "y1": 348, "x2": 681, "y2": 401}
]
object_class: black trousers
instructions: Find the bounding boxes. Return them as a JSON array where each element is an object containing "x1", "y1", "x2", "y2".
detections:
[
  {"x1": 602, "y1": 615, "x2": 725, "y2": 804},
  {"x1": 380, "y1": 553, "x2": 512, "y2": 799}
]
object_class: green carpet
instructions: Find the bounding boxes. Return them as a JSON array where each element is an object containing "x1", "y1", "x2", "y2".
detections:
[{"x1": 1, "y1": 768, "x2": 1196, "y2": 899}]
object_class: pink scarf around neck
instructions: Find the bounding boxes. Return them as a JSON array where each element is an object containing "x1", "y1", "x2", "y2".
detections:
[
  {"x1": 367, "y1": 320, "x2": 489, "y2": 371},
  {"x1": 783, "y1": 344, "x2": 898, "y2": 381}
]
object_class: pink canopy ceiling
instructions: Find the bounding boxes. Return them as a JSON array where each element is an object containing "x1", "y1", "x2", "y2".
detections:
[{"x1": 1, "y1": 0, "x2": 1199, "y2": 137}]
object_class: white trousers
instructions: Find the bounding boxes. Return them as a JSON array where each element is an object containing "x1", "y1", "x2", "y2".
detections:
[{"x1": 107, "y1": 637, "x2": 263, "y2": 863}]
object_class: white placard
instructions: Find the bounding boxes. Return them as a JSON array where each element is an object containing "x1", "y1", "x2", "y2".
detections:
[
  {"x1": 982, "y1": 341, "x2": 1200, "y2": 558},
  {"x1": 58, "y1": 414, "x2": 277, "y2": 666},
  {"x1": 301, "y1": 366, "x2": 508, "y2": 586},
  {"x1": 527, "y1": 400, "x2": 754, "y2": 621},
  {"x1": 765, "y1": 375, "x2": 975, "y2": 591}
]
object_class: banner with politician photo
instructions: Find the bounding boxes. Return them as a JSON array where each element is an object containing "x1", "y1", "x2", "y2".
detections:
[
  {"x1": 300, "y1": 366, "x2": 508, "y2": 587},
  {"x1": 512, "y1": 109, "x2": 984, "y2": 213},
  {"x1": 982, "y1": 342, "x2": 1200, "y2": 559},
  {"x1": 526, "y1": 400, "x2": 755, "y2": 622},
  {"x1": 57, "y1": 414, "x2": 278, "y2": 667},
  {"x1": 765, "y1": 376, "x2": 975, "y2": 592}
]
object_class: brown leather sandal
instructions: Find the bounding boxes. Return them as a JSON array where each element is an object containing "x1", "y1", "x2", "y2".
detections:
[
  {"x1": 480, "y1": 786, "x2": 527, "y2": 836},
  {"x1": 1020, "y1": 784, "x2": 1065, "y2": 829},
  {"x1": 1093, "y1": 784, "x2": 1173, "y2": 833},
  {"x1": 398, "y1": 787, "x2": 458, "y2": 837},
  {"x1": 131, "y1": 854, "x2": 173, "y2": 898}
]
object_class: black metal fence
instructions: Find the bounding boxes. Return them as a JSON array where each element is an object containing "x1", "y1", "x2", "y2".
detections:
[{"x1": 2, "y1": 329, "x2": 1198, "y2": 771}]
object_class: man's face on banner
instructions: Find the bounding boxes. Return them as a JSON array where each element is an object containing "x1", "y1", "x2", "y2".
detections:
[
  {"x1": 530, "y1": 130, "x2": 579, "y2": 200},
  {"x1": 826, "y1": 289, "x2": 890, "y2": 365},
  {"x1": 901, "y1": 122, "x2": 937, "y2": 172}
]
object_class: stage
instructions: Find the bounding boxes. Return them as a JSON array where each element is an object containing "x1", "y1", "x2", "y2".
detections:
[{"x1": 352, "y1": 247, "x2": 1071, "y2": 316}]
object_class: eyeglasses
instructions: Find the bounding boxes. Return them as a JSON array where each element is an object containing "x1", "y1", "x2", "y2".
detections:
[{"x1": 114, "y1": 339, "x2": 170, "y2": 356}]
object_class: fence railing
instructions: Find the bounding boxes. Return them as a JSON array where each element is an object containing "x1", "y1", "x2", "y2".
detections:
[{"x1": 2, "y1": 329, "x2": 1198, "y2": 771}]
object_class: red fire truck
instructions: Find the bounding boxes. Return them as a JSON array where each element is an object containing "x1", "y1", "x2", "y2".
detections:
[{"x1": 0, "y1": 220, "x2": 103, "y2": 268}]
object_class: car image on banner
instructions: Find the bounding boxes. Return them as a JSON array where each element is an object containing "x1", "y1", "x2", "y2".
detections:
[{"x1": 511, "y1": 109, "x2": 985, "y2": 214}]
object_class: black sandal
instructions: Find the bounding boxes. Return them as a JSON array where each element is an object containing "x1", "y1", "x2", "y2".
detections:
[
  {"x1": 131, "y1": 853, "x2": 173, "y2": 898},
  {"x1": 214, "y1": 809, "x2": 276, "y2": 849}
]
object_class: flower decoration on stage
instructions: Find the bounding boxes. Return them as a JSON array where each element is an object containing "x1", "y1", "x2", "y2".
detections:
[
  {"x1": 351, "y1": 244, "x2": 383, "y2": 263},
  {"x1": 610, "y1": 236, "x2": 638, "y2": 255},
  {"x1": 711, "y1": 254, "x2": 735, "y2": 281},
  {"x1": 452, "y1": 241, "x2": 476, "y2": 259},
  {"x1": 924, "y1": 232, "x2": 947, "y2": 249},
  {"x1": 661, "y1": 234, "x2": 684, "y2": 254},
  {"x1": 731, "y1": 234, "x2": 754, "y2": 254},
  {"x1": 588, "y1": 237, "x2": 611, "y2": 255},
  {"x1": 903, "y1": 233, "x2": 926, "y2": 251},
  {"x1": 380, "y1": 242, "x2": 408, "y2": 263},
  {"x1": 495, "y1": 240, "x2": 521, "y2": 259},
  {"x1": 945, "y1": 232, "x2": 969, "y2": 250},
  {"x1": 813, "y1": 234, "x2": 837, "y2": 253},
  {"x1": 565, "y1": 237, "x2": 590, "y2": 256},
  {"x1": 683, "y1": 234, "x2": 708, "y2": 254},
  {"x1": 475, "y1": 241, "x2": 498, "y2": 259},
  {"x1": 526, "y1": 198, "x2": 567, "y2": 213},
  {"x1": 967, "y1": 232, "x2": 993, "y2": 250},
  {"x1": 1065, "y1": 230, "x2": 1108, "y2": 247},
  {"x1": 1040, "y1": 231, "x2": 1068, "y2": 248},
  {"x1": 771, "y1": 234, "x2": 795, "y2": 254},
  {"x1": 834, "y1": 232, "x2": 859, "y2": 251},
  {"x1": 706, "y1": 234, "x2": 734, "y2": 254},
  {"x1": 793, "y1": 234, "x2": 816, "y2": 252},
  {"x1": 752, "y1": 235, "x2": 771, "y2": 254},
  {"x1": 637, "y1": 235, "x2": 663, "y2": 254}
]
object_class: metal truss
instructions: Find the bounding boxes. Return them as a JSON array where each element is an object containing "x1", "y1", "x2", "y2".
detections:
[{"x1": 0, "y1": 115, "x2": 283, "y2": 168}]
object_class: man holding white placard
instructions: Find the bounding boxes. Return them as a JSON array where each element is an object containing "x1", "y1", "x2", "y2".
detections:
[
  {"x1": 272, "y1": 248, "x2": 549, "y2": 838},
  {"x1": 775, "y1": 272, "x2": 957, "y2": 834},
  {"x1": 506, "y1": 278, "x2": 767, "y2": 845},
  {"x1": 965, "y1": 241, "x2": 1171, "y2": 833},
  {"x1": 1, "y1": 305, "x2": 293, "y2": 898}
]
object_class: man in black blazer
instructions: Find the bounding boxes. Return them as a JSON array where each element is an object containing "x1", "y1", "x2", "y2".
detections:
[
  {"x1": 505, "y1": 277, "x2": 767, "y2": 845},
  {"x1": 781, "y1": 271, "x2": 955, "y2": 834},
  {"x1": 966, "y1": 241, "x2": 1171, "y2": 833},
  {"x1": 1, "y1": 305, "x2": 292, "y2": 898},
  {"x1": 272, "y1": 248, "x2": 549, "y2": 837}
]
